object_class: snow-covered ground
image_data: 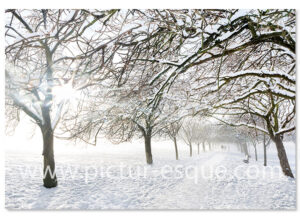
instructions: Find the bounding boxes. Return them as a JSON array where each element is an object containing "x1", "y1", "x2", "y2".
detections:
[{"x1": 5, "y1": 130, "x2": 296, "y2": 210}]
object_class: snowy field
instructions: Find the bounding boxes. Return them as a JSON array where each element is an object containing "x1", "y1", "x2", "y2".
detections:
[{"x1": 5, "y1": 131, "x2": 296, "y2": 210}]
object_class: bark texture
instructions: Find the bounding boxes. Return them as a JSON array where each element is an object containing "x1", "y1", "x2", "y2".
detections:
[
  {"x1": 42, "y1": 128, "x2": 57, "y2": 188},
  {"x1": 273, "y1": 135, "x2": 294, "y2": 178},
  {"x1": 144, "y1": 131, "x2": 153, "y2": 165}
]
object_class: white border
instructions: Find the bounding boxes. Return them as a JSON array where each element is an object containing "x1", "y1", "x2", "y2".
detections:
[
  {"x1": 0, "y1": 1, "x2": 299, "y2": 218},
  {"x1": 0, "y1": 0, "x2": 299, "y2": 9}
]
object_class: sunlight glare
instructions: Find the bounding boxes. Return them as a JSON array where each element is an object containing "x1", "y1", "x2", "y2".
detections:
[{"x1": 53, "y1": 83, "x2": 79, "y2": 101}]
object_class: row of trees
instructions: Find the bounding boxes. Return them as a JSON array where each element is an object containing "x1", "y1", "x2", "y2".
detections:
[
  {"x1": 174, "y1": 119, "x2": 272, "y2": 166},
  {"x1": 5, "y1": 9, "x2": 295, "y2": 187}
]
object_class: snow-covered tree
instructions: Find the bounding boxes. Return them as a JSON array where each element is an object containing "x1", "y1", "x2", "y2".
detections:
[
  {"x1": 104, "y1": 70, "x2": 189, "y2": 164},
  {"x1": 5, "y1": 9, "x2": 127, "y2": 187},
  {"x1": 163, "y1": 120, "x2": 183, "y2": 160},
  {"x1": 177, "y1": 9, "x2": 295, "y2": 177},
  {"x1": 5, "y1": 9, "x2": 296, "y2": 183}
]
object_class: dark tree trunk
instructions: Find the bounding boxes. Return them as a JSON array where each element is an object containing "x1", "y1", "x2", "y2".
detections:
[
  {"x1": 39, "y1": 50, "x2": 57, "y2": 188},
  {"x1": 189, "y1": 143, "x2": 192, "y2": 157},
  {"x1": 144, "y1": 131, "x2": 153, "y2": 164},
  {"x1": 174, "y1": 137, "x2": 179, "y2": 160},
  {"x1": 263, "y1": 134, "x2": 267, "y2": 166},
  {"x1": 273, "y1": 134, "x2": 294, "y2": 178},
  {"x1": 42, "y1": 127, "x2": 57, "y2": 188}
]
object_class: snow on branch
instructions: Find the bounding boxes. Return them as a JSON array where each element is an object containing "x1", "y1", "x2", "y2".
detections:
[
  {"x1": 10, "y1": 92, "x2": 43, "y2": 126},
  {"x1": 211, "y1": 116, "x2": 269, "y2": 135},
  {"x1": 222, "y1": 70, "x2": 295, "y2": 84},
  {"x1": 51, "y1": 100, "x2": 65, "y2": 130},
  {"x1": 276, "y1": 126, "x2": 295, "y2": 135}
]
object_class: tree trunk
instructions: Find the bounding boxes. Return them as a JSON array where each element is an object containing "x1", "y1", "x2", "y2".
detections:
[
  {"x1": 273, "y1": 135, "x2": 294, "y2": 178},
  {"x1": 197, "y1": 143, "x2": 200, "y2": 155},
  {"x1": 202, "y1": 142, "x2": 205, "y2": 152},
  {"x1": 144, "y1": 132, "x2": 153, "y2": 164},
  {"x1": 263, "y1": 134, "x2": 267, "y2": 166},
  {"x1": 42, "y1": 127, "x2": 57, "y2": 188},
  {"x1": 174, "y1": 137, "x2": 179, "y2": 160},
  {"x1": 189, "y1": 143, "x2": 192, "y2": 157},
  {"x1": 243, "y1": 143, "x2": 249, "y2": 156},
  {"x1": 254, "y1": 144, "x2": 258, "y2": 161},
  {"x1": 238, "y1": 144, "x2": 242, "y2": 153}
]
